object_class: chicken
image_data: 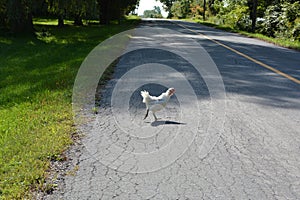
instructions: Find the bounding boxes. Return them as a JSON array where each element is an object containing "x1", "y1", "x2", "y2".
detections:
[{"x1": 141, "y1": 88, "x2": 175, "y2": 121}]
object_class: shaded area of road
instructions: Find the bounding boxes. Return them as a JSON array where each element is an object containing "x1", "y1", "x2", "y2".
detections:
[{"x1": 171, "y1": 20, "x2": 300, "y2": 109}]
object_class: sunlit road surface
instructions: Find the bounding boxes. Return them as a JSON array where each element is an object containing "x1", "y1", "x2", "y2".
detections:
[{"x1": 47, "y1": 19, "x2": 300, "y2": 200}]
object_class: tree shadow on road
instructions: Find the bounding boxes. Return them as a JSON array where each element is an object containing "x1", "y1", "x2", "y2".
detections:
[{"x1": 166, "y1": 21, "x2": 300, "y2": 110}]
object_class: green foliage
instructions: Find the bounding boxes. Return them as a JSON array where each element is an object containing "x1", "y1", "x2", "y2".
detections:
[
  {"x1": 159, "y1": 0, "x2": 176, "y2": 18},
  {"x1": 189, "y1": 0, "x2": 300, "y2": 41},
  {"x1": 292, "y1": 19, "x2": 300, "y2": 40},
  {"x1": 258, "y1": 1, "x2": 300, "y2": 40},
  {"x1": 171, "y1": 0, "x2": 191, "y2": 19},
  {"x1": 4, "y1": 0, "x2": 34, "y2": 33},
  {"x1": 193, "y1": 19, "x2": 300, "y2": 50},
  {"x1": 0, "y1": 0, "x2": 139, "y2": 32},
  {"x1": 98, "y1": 0, "x2": 139, "y2": 24},
  {"x1": 213, "y1": 0, "x2": 251, "y2": 30},
  {"x1": 143, "y1": 6, "x2": 163, "y2": 18},
  {"x1": 0, "y1": 0, "x2": 6, "y2": 28},
  {"x1": 190, "y1": 1, "x2": 205, "y2": 19},
  {"x1": 226, "y1": 5, "x2": 249, "y2": 30},
  {"x1": 0, "y1": 17, "x2": 140, "y2": 199}
]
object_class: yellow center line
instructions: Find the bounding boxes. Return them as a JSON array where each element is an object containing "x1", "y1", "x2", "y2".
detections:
[{"x1": 175, "y1": 22, "x2": 300, "y2": 85}]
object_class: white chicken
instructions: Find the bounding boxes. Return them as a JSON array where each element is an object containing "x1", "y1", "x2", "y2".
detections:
[{"x1": 141, "y1": 88, "x2": 175, "y2": 121}]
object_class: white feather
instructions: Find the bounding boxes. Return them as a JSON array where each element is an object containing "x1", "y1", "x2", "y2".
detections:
[{"x1": 141, "y1": 88, "x2": 175, "y2": 120}]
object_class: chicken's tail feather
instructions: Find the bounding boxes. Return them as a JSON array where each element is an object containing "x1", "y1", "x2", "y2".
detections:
[{"x1": 141, "y1": 90, "x2": 150, "y2": 103}]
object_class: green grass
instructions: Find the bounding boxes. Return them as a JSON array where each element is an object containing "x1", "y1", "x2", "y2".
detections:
[
  {"x1": 235, "y1": 31, "x2": 300, "y2": 51},
  {"x1": 183, "y1": 18, "x2": 300, "y2": 51},
  {"x1": 0, "y1": 16, "x2": 140, "y2": 199},
  {"x1": 33, "y1": 18, "x2": 75, "y2": 26}
]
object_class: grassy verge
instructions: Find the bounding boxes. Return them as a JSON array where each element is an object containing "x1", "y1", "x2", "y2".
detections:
[
  {"x1": 0, "y1": 16, "x2": 140, "y2": 199},
  {"x1": 183, "y1": 18, "x2": 300, "y2": 51}
]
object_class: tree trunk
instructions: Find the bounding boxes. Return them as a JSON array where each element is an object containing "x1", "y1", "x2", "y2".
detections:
[
  {"x1": 251, "y1": 0, "x2": 258, "y2": 32},
  {"x1": 58, "y1": 14, "x2": 64, "y2": 27},
  {"x1": 99, "y1": 0, "x2": 110, "y2": 24},
  {"x1": 57, "y1": 1, "x2": 65, "y2": 27},
  {"x1": 25, "y1": 12, "x2": 34, "y2": 33},
  {"x1": 74, "y1": 14, "x2": 83, "y2": 26},
  {"x1": 203, "y1": 0, "x2": 206, "y2": 21},
  {"x1": 249, "y1": 0, "x2": 258, "y2": 32},
  {"x1": 7, "y1": 0, "x2": 34, "y2": 34}
]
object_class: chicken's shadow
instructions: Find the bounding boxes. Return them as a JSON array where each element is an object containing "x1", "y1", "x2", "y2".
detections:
[{"x1": 150, "y1": 120, "x2": 186, "y2": 127}]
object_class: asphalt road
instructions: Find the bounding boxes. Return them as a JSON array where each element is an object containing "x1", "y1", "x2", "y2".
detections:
[{"x1": 47, "y1": 19, "x2": 300, "y2": 199}]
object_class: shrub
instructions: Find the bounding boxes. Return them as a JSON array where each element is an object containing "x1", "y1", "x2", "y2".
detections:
[
  {"x1": 217, "y1": 4, "x2": 250, "y2": 31},
  {"x1": 258, "y1": 2, "x2": 300, "y2": 41}
]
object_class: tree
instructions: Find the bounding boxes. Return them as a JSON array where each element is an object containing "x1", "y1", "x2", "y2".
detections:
[
  {"x1": 0, "y1": 0, "x2": 7, "y2": 28},
  {"x1": 98, "y1": 0, "x2": 139, "y2": 24},
  {"x1": 203, "y1": 0, "x2": 206, "y2": 20},
  {"x1": 143, "y1": 6, "x2": 163, "y2": 18},
  {"x1": 190, "y1": 2, "x2": 202, "y2": 19},
  {"x1": 85, "y1": 0, "x2": 99, "y2": 20},
  {"x1": 171, "y1": 0, "x2": 191, "y2": 19},
  {"x1": 6, "y1": 0, "x2": 34, "y2": 34},
  {"x1": 207, "y1": 0, "x2": 216, "y2": 15},
  {"x1": 97, "y1": 0, "x2": 109, "y2": 24},
  {"x1": 154, "y1": 5, "x2": 162, "y2": 15},
  {"x1": 159, "y1": 0, "x2": 176, "y2": 18},
  {"x1": 69, "y1": 0, "x2": 87, "y2": 25},
  {"x1": 57, "y1": 0, "x2": 66, "y2": 27},
  {"x1": 46, "y1": 0, "x2": 68, "y2": 27},
  {"x1": 248, "y1": 0, "x2": 258, "y2": 32},
  {"x1": 259, "y1": 1, "x2": 300, "y2": 40}
]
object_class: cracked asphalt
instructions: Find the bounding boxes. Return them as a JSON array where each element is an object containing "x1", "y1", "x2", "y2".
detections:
[{"x1": 46, "y1": 20, "x2": 300, "y2": 199}]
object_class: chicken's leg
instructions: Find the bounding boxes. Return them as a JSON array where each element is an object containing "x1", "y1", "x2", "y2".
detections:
[
  {"x1": 153, "y1": 112, "x2": 158, "y2": 121},
  {"x1": 143, "y1": 109, "x2": 149, "y2": 120}
]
